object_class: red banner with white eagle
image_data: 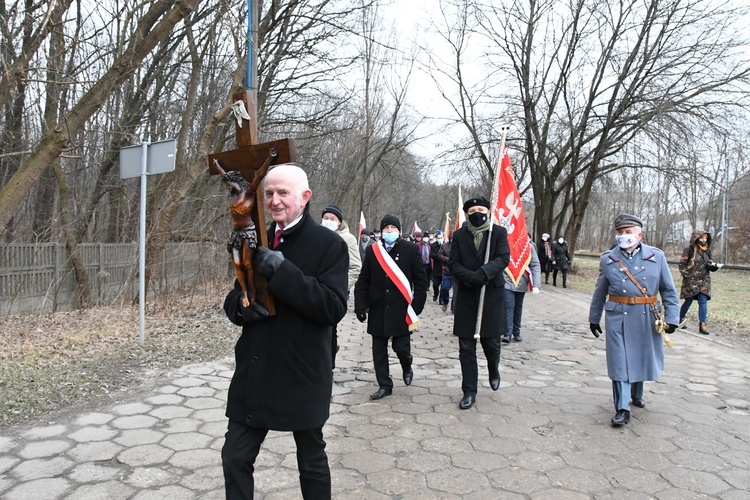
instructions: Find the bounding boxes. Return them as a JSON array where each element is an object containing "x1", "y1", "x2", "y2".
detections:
[{"x1": 492, "y1": 146, "x2": 532, "y2": 287}]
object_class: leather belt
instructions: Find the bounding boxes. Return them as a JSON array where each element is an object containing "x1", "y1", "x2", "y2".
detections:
[{"x1": 608, "y1": 295, "x2": 656, "y2": 305}]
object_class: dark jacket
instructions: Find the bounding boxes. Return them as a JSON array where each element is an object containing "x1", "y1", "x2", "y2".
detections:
[
  {"x1": 552, "y1": 241, "x2": 570, "y2": 270},
  {"x1": 430, "y1": 241, "x2": 444, "y2": 276},
  {"x1": 223, "y1": 211, "x2": 349, "y2": 431},
  {"x1": 354, "y1": 239, "x2": 428, "y2": 337},
  {"x1": 537, "y1": 238, "x2": 553, "y2": 271},
  {"x1": 678, "y1": 229, "x2": 715, "y2": 300},
  {"x1": 449, "y1": 224, "x2": 510, "y2": 338},
  {"x1": 437, "y1": 241, "x2": 452, "y2": 276}
]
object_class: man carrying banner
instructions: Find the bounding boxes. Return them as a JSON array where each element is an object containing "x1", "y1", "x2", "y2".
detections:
[
  {"x1": 449, "y1": 197, "x2": 510, "y2": 409},
  {"x1": 354, "y1": 215, "x2": 428, "y2": 401}
]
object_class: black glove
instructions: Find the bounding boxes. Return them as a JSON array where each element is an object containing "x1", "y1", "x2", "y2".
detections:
[
  {"x1": 356, "y1": 311, "x2": 367, "y2": 323},
  {"x1": 590, "y1": 323, "x2": 602, "y2": 338},
  {"x1": 470, "y1": 269, "x2": 488, "y2": 287},
  {"x1": 706, "y1": 261, "x2": 720, "y2": 272},
  {"x1": 253, "y1": 246, "x2": 285, "y2": 278},
  {"x1": 240, "y1": 301, "x2": 270, "y2": 324},
  {"x1": 664, "y1": 323, "x2": 677, "y2": 333}
]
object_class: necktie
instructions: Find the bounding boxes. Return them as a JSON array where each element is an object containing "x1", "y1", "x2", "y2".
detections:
[{"x1": 272, "y1": 229, "x2": 283, "y2": 249}]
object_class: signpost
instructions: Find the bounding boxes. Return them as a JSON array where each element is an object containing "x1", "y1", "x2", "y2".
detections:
[{"x1": 120, "y1": 139, "x2": 176, "y2": 346}]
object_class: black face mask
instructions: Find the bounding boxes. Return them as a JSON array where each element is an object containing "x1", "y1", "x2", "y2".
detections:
[{"x1": 468, "y1": 212, "x2": 488, "y2": 227}]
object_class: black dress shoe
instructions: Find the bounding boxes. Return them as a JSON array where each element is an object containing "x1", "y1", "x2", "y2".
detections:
[
  {"x1": 370, "y1": 388, "x2": 392, "y2": 401},
  {"x1": 513, "y1": 334, "x2": 523, "y2": 342},
  {"x1": 501, "y1": 336, "x2": 511, "y2": 344},
  {"x1": 459, "y1": 395, "x2": 475, "y2": 410},
  {"x1": 611, "y1": 409, "x2": 630, "y2": 426},
  {"x1": 489, "y1": 377, "x2": 500, "y2": 391},
  {"x1": 631, "y1": 398, "x2": 645, "y2": 408},
  {"x1": 403, "y1": 369, "x2": 413, "y2": 386}
]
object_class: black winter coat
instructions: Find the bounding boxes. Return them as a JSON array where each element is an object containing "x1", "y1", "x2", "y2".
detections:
[
  {"x1": 223, "y1": 212, "x2": 349, "y2": 431},
  {"x1": 449, "y1": 225, "x2": 510, "y2": 339},
  {"x1": 354, "y1": 239, "x2": 428, "y2": 338},
  {"x1": 552, "y1": 241, "x2": 570, "y2": 270}
]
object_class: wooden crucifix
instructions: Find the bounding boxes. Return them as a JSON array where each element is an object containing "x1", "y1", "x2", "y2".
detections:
[{"x1": 208, "y1": 91, "x2": 296, "y2": 316}]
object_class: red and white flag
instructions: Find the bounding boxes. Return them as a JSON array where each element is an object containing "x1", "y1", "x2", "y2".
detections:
[
  {"x1": 413, "y1": 221, "x2": 422, "y2": 236},
  {"x1": 358, "y1": 211, "x2": 366, "y2": 239},
  {"x1": 455, "y1": 186, "x2": 466, "y2": 231},
  {"x1": 493, "y1": 146, "x2": 532, "y2": 287},
  {"x1": 443, "y1": 212, "x2": 451, "y2": 240}
]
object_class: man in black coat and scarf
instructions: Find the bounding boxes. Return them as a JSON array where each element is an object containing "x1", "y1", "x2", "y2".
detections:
[
  {"x1": 221, "y1": 164, "x2": 349, "y2": 499},
  {"x1": 449, "y1": 196, "x2": 510, "y2": 410},
  {"x1": 354, "y1": 215, "x2": 428, "y2": 401}
]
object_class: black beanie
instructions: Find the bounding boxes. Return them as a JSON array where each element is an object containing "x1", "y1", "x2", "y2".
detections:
[
  {"x1": 380, "y1": 214, "x2": 401, "y2": 232},
  {"x1": 463, "y1": 196, "x2": 491, "y2": 213},
  {"x1": 322, "y1": 204, "x2": 344, "y2": 222}
]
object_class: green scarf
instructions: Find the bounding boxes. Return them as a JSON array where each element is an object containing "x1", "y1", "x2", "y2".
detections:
[{"x1": 467, "y1": 219, "x2": 491, "y2": 250}]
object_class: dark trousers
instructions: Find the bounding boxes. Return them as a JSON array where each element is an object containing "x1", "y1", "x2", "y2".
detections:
[
  {"x1": 458, "y1": 336, "x2": 501, "y2": 396},
  {"x1": 331, "y1": 324, "x2": 338, "y2": 369},
  {"x1": 439, "y1": 274, "x2": 452, "y2": 307},
  {"x1": 553, "y1": 268, "x2": 567, "y2": 287},
  {"x1": 372, "y1": 335, "x2": 411, "y2": 389},
  {"x1": 432, "y1": 273, "x2": 442, "y2": 299},
  {"x1": 222, "y1": 420, "x2": 331, "y2": 499}
]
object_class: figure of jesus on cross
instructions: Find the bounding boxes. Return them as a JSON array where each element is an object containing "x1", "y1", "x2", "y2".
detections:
[{"x1": 213, "y1": 146, "x2": 278, "y2": 308}]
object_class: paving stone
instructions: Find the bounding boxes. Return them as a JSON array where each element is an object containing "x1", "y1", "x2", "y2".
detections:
[
  {"x1": 67, "y1": 441, "x2": 122, "y2": 462},
  {"x1": 149, "y1": 405, "x2": 194, "y2": 420},
  {"x1": 111, "y1": 402, "x2": 152, "y2": 416},
  {"x1": 130, "y1": 484, "x2": 195, "y2": 499},
  {"x1": 18, "y1": 439, "x2": 71, "y2": 459},
  {"x1": 0, "y1": 436, "x2": 16, "y2": 452},
  {"x1": 74, "y1": 412, "x2": 114, "y2": 426},
  {"x1": 143, "y1": 394, "x2": 184, "y2": 405},
  {"x1": 117, "y1": 444, "x2": 174, "y2": 467},
  {"x1": 68, "y1": 462, "x2": 122, "y2": 483},
  {"x1": 169, "y1": 449, "x2": 220, "y2": 469},
  {"x1": 425, "y1": 467, "x2": 491, "y2": 495},
  {"x1": 125, "y1": 466, "x2": 180, "y2": 488},
  {"x1": 68, "y1": 426, "x2": 118, "y2": 443},
  {"x1": 114, "y1": 428, "x2": 165, "y2": 447},
  {"x1": 366, "y1": 468, "x2": 428, "y2": 495},
  {"x1": 339, "y1": 450, "x2": 394, "y2": 474},
  {"x1": 111, "y1": 415, "x2": 159, "y2": 430},
  {"x1": 8, "y1": 456, "x2": 74, "y2": 481},
  {"x1": 21, "y1": 424, "x2": 67, "y2": 440},
  {"x1": 4, "y1": 477, "x2": 71, "y2": 500},
  {"x1": 66, "y1": 481, "x2": 135, "y2": 500}
]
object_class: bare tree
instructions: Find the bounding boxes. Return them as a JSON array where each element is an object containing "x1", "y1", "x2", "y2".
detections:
[{"x1": 426, "y1": 0, "x2": 750, "y2": 255}]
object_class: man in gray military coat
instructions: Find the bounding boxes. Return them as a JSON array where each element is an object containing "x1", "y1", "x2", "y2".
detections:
[{"x1": 589, "y1": 214, "x2": 679, "y2": 426}]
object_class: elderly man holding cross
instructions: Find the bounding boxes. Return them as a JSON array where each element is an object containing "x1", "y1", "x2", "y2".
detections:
[{"x1": 221, "y1": 163, "x2": 349, "y2": 499}]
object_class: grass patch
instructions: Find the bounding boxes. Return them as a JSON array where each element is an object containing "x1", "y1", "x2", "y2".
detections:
[
  {"x1": 568, "y1": 254, "x2": 750, "y2": 337},
  {"x1": 0, "y1": 284, "x2": 235, "y2": 429}
]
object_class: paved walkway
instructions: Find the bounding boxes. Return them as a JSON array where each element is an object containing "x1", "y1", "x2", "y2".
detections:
[{"x1": 1, "y1": 287, "x2": 749, "y2": 499}]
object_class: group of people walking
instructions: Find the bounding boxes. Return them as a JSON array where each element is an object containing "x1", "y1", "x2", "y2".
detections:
[{"x1": 216, "y1": 161, "x2": 724, "y2": 499}]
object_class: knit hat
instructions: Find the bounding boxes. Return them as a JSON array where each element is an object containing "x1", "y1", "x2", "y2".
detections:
[
  {"x1": 380, "y1": 215, "x2": 401, "y2": 232},
  {"x1": 435, "y1": 230, "x2": 442, "y2": 236},
  {"x1": 463, "y1": 196, "x2": 491, "y2": 212},
  {"x1": 322, "y1": 204, "x2": 344, "y2": 222},
  {"x1": 361, "y1": 228, "x2": 372, "y2": 236}
]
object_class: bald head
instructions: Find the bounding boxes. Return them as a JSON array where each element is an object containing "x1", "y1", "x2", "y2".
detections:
[{"x1": 264, "y1": 163, "x2": 312, "y2": 229}]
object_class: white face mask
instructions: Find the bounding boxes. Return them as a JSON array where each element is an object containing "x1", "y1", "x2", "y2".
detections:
[
  {"x1": 321, "y1": 219, "x2": 339, "y2": 231},
  {"x1": 558, "y1": 238, "x2": 564, "y2": 244},
  {"x1": 616, "y1": 234, "x2": 639, "y2": 249},
  {"x1": 422, "y1": 237, "x2": 429, "y2": 242},
  {"x1": 437, "y1": 238, "x2": 444, "y2": 244}
]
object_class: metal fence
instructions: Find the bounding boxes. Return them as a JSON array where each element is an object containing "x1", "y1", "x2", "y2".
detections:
[{"x1": 0, "y1": 242, "x2": 227, "y2": 315}]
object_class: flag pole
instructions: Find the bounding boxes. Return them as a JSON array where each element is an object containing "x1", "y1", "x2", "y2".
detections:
[{"x1": 474, "y1": 125, "x2": 510, "y2": 340}]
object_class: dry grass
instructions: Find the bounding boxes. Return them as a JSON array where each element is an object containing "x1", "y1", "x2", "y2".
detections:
[
  {"x1": 568, "y1": 255, "x2": 750, "y2": 338},
  {"x1": 0, "y1": 283, "x2": 236, "y2": 430}
]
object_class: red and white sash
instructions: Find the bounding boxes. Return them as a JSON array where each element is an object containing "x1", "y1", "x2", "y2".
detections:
[{"x1": 372, "y1": 241, "x2": 420, "y2": 331}]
